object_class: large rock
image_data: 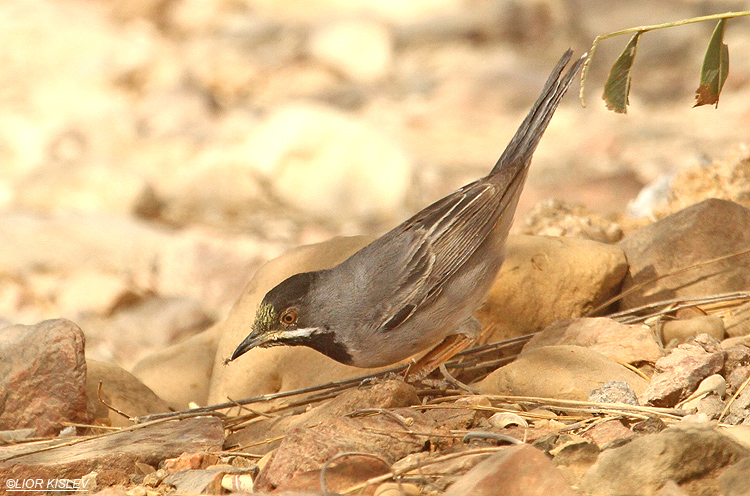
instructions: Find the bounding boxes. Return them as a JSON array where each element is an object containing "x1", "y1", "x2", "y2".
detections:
[
  {"x1": 523, "y1": 317, "x2": 663, "y2": 364},
  {"x1": 308, "y1": 19, "x2": 393, "y2": 84},
  {"x1": 208, "y1": 235, "x2": 379, "y2": 405},
  {"x1": 246, "y1": 103, "x2": 413, "y2": 223},
  {"x1": 131, "y1": 325, "x2": 221, "y2": 410},
  {"x1": 85, "y1": 359, "x2": 171, "y2": 427},
  {"x1": 474, "y1": 345, "x2": 649, "y2": 401},
  {"x1": 618, "y1": 199, "x2": 750, "y2": 310},
  {"x1": 477, "y1": 235, "x2": 628, "y2": 343},
  {"x1": 443, "y1": 445, "x2": 577, "y2": 496},
  {"x1": 0, "y1": 319, "x2": 90, "y2": 435},
  {"x1": 581, "y1": 425, "x2": 750, "y2": 496}
]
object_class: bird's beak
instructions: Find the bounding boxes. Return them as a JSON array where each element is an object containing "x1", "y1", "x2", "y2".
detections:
[{"x1": 226, "y1": 330, "x2": 273, "y2": 363}]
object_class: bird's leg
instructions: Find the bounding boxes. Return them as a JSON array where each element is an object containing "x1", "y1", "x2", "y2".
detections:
[{"x1": 405, "y1": 319, "x2": 481, "y2": 380}]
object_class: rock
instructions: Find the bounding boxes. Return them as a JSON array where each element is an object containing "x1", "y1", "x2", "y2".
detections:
[
  {"x1": 718, "y1": 457, "x2": 750, "y2": 496},
  {"x1": 618, "y1": 199, "x2": 750, "y2": 310},
  {"x1": 443, "y1": 444, "x2": 577, "y2": 496},
  {"x1": 678, "y1": 374, "x2": 726, "y2": 412},
  {"x1": 724, "y1": 387, "x2": 750, "y2": 425},
  {"x1": 247, "y1": 103, "x2": 413, "y2": 224},
  {"x1": 474, "y1": 345, "x2": 649, "y2": 401},
  {"x1": 589, "y1": 381, "x2": 640, "y2": 406},
  {"x1": 641, "y1": 335, "x2": 726, "y2": 407},
  {"x1": 208, "y1": 235, "x2": 378, "y2": 405},
  {"x1": 520, "y1": 198, "x2": 623, "y2": 243},
  {"x1": 724, "y1": 301, "x2": 750, "y2": 338},
  {"x1": 0, "y1": 319, "x2": 90, "y2": 436},
  {"x1": 131, "y1": 325, "x2": 221, "y2": 410},
  {"x1": 524, "y1": 317, "x2": 662, "y2": 364},
  {"x1": 82, "y1": 295, "x2": 214, "y2": 369},
  {"x1": 581, "y1": 425, "x2": 750, "y2": 496},
  {"x1": 272, "y1": 454, "x2": 389, "y2": 494},
  {"x1": 55, "y1": 270, "x2": 132, "y2": 317},
  {"x1": 582, "y1": 419, "x2": 636, "y2": 449},
  {"x1": 661, "y1": 315, "x2": 725, "y2": 344},
  {"x1": 655, "y1": 480, "x2": 691, "y2": 496},
  {"x1": 308, "y1": 20, "x2": 393, "y2": 84},
  {"x1": 13, "y1": 162, "x2": 149, "y2": 217},
  {"x1": 256, "y1": 409, "x2": 434, "y2": 491},
  {"x1": 227, "y1": 380, "x2": 419, "y2": 457},
  {"x1": 723, "y1": 344, "x2": 750, "y2": 390},
  {"x1": 85, "y1": 359, "x2": 171, "y2": 427},
  {"x1": 477, "y1": 235, "x2": 629, "y2": 343},
  {"x1": 0, "y1": 416, "x2": 224, "y2": 481}
]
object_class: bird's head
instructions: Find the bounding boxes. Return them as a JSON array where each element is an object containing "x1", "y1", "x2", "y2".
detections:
[{"x1": 225, "y1": 271, "x2": 353, "y2": 365}]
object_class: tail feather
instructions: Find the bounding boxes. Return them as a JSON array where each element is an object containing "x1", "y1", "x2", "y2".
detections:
[{"x1": 490, "y1": 50, "x2": 586, "y2": 176}]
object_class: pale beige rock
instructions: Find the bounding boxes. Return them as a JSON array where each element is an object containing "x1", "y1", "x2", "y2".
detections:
[
  {"x1": 524, "y1": 317, "x2": 662, "y2": 364},
  {"x1": 56, "y1": 270, "x2": 131, "y2": 317},
  {"x1": 619, "y1": 199, "x2": 750, "y2": 310},
  {"x1": 443, "y1": 445, "x2": 577, "y2": 496},
  {"x1": 247, "y1": 103, "x2": 413, "y2": 223},
  {"x1": 581, "y1": 425, "x2": 750, "y2": 496},
  {"x1": 132, "y1": 325, "x2": 221, "y2": 410},
  {"x1": 477, "y1": 235, "x2": 629, "y2": 343},
  {"x1": 520, "y1": 198, "x2": 623, "y2": 243},
  {"x1": 662, "y1": 315, "x2": 725, "y2": 344},
  {"x1": 85, "y1": 359, "x2": 171, "y2": 427},
  {"x1": 208, "y1": 235, "x2": 379, "y2": 405},
  {"x1": 13, "y1": 164, "x2": 149, "y2": 217},
  {"x1": 474, "y1": 345, "x2": 649, "y2": 401},
  {"x1": 308, "y1": 20, "x2": 393, "y2": 83},
  {"x1": 724, "y1": 301, "x2": 750, "y2": 338}
]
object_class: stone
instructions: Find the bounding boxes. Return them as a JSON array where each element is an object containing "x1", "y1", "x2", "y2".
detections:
[
  {"x1": 82, "y1": 295, "x2": 213, "y2": 369},
  {"x1": 618, "y1": 199, "x2": 750, "y2": 310},
  {"x1": 227, "y1": 380, "x2": 419, "y2": 457},
  {"x1": 0, "y1": 319, "x2": 90, "y2": 436},
  {"x1": 589, "y1": 381, "x2": 640, "y2": 406},
  {"x1": 55, "y1": 270, "x2": 131, "y2": 317},
  {"x1": 641, "y1": 335, "x2": 726, "y2": 407},
  {"x1": 85, "y1": 359, "x2": 171, "y2": 427},
  {"x1": 13, "y1": 162, "x2": 149, "y2": 217},
  {"x1": 246, "y1": 103, "x2": 413, "y2": 223},
  {"x1": 477, "y1": 236, "x2": 629, "y2": 343},
  {"x1": 524, "y1": 317, "x2": 662, "y2": 364},
  {"x1": 0, "y1": 416, "x2": 224, "y2": 481},
  {"x1": 718, "y1": 457, "x2": 750, "y2": 496},
  {"x1": 131, "y1": 325, "x2": 221, "y2": 410},
  {"x1": 583, "y1": 419, "x2": 636, "y2": 449},
  {"x1": 661, "y1": 315, "x2": 725, "y2": 344},
  {"x1": 520, "y1": 198, "x2": 623, "y2": 243},
  {"x1": 272, "y1": 454, "x2": 389, "y2": 494},
  {"x1": 443, "y1": 445, "x2": 577, "y2": 496},
  {"x1": 581, "y1": 425, "x2": 750, "y2": 496},
  {"x1": 308, "y1": 20, "x2": 393, "y2": 84},
  {"x1": 208, "y1": 235, "x2": 379, "y2": 405},
  {"x1": 474, "y1": 345, "x2": 649, "y2": 401},
  {"x1": 724, "y1": 301, "x2": 750, "y2": 338},
  {"x1": 256, "y1": 409, "x2": 434, "y2": 491}
]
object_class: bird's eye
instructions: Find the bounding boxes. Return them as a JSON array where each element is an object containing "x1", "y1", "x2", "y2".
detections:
[{"x1": 280, "y1": 308, "x2": 298, "y2": 326}]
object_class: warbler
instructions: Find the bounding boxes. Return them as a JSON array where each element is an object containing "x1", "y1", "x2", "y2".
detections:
[{"x1": 226, "y1": 50, "x2": 586, "y2": 369}]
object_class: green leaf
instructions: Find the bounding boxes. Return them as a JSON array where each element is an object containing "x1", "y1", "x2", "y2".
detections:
[
  {"x1": 695, "y1": 19, "x2": 729, "y2": 107},
  {"x1": 603, "y1": 31, "x2": 642, "y2": 114}
]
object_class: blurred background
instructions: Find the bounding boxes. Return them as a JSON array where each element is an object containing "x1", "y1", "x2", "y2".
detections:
[{"x1": 0, "y1": 0, "x2": 748, "y2": 369}]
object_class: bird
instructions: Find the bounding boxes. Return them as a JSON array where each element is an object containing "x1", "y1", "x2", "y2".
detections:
[{"x1": 225, "y1": 50, "x2": 586, "y2": 372}]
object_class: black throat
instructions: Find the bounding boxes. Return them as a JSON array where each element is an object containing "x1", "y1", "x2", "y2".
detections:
[{"x1": 300, "y1": 331, "x2": 353, "y2": 365}]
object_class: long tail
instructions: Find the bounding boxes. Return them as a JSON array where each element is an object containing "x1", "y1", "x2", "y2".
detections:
[{"x1": 490, "y1": 50, "x2": 586, "y2": 176}]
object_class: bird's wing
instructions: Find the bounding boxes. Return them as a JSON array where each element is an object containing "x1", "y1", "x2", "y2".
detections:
[{"x1": 374, "y1": 173, "x2": 524, "y2": 332}]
